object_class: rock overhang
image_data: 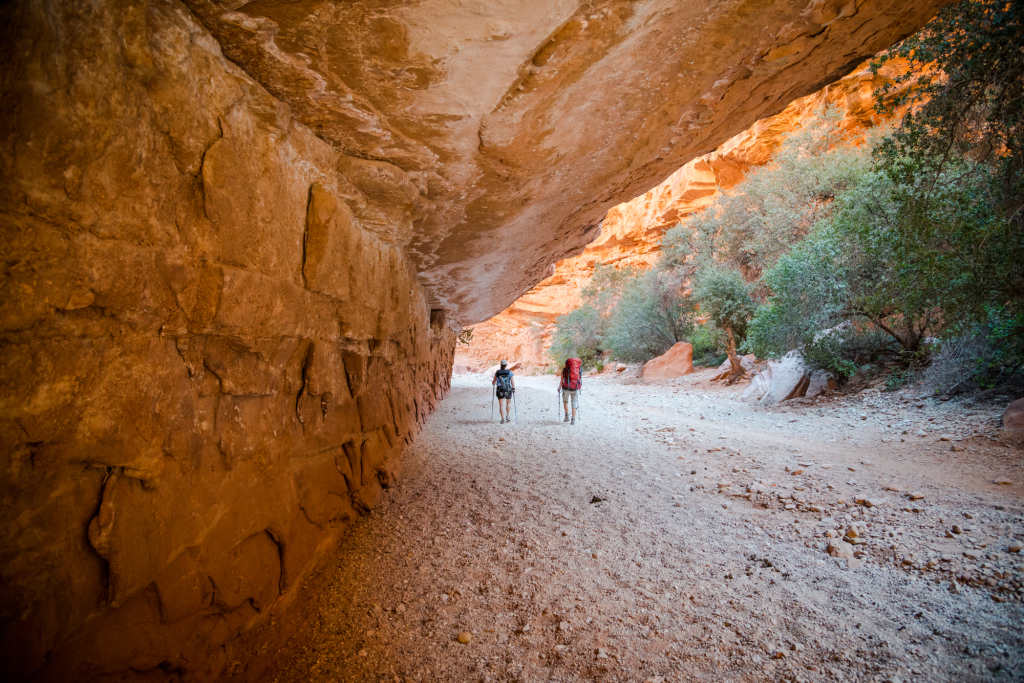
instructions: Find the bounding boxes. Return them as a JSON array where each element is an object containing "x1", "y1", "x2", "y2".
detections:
[{"x1": 184, "y1": 0, "x2": 950, "y2": 327}]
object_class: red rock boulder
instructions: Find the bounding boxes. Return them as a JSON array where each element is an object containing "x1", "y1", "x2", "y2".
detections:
[
  {"x1": 641, "y1": 342, "x2": 694, "y2": 381},
  {"x1": 1004, "y1": 398, "x2": 1024, "y2": 433}
]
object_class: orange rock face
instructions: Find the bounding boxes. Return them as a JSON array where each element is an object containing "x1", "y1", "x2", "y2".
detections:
[
  {"x1": 1, "y1": 3, "x2": 453, "y2": 681},
  {"x1": 641, "y1": 342, "x2": 695, "y2": 381},
  {"x1": 467, "y1": 58, "x2": 912, "y2": 367}
]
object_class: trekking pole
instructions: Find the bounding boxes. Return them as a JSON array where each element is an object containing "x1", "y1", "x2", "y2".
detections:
[
  {"x1": 514, "y1": 390, "x2": 518, "y2": 423},
  {"x1": 491, "y1": 384, "x2": 495, "y2": 421}
]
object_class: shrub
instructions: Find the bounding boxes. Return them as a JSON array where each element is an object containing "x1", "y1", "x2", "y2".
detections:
[
  {"x1": 549, "y1": 303, "x2": 604, "y2": 366},
  {"x1": 603, "y1": 268, "x2": 692, "y2": 363}
]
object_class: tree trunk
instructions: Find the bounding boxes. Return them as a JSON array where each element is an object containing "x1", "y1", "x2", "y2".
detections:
[{"x1": 724, "y1": 326, "x2": 746, "y2": 385}]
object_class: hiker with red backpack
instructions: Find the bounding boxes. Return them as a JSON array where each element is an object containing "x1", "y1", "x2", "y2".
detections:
[{"x1": 558, "y1": 357, "x2": 583, "y2": 424}]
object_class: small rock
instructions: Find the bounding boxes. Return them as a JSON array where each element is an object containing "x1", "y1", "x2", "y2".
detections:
[
  {"x1": 791, "y1": 469, "x2": 804, "y2": 476},
  {"x1": 457, "y1": 632, "x2": 472, "y2": 644},
  {"x1": 863, "y1": 498, "x2": 882, "y2": 508},
  {"x1": 907, "y1": 492, "x2": 925, "y2": 501},
  {"x1": 939, "y1": 434, "x2": 953, "y2": 441},
  {"x1": 1008, "y1": 540, "x2": 1023, "y2": 553},
  {"x1": 644, "y1": 677, "x2": 666, "y2": 683},
  {"x1": 951, "y1": 525, "x2": 962, "y2": 534},
  {"x1": 951, "y1": 445, "x2": 965, "y2": 452},
  {"x1": 558, "y1": 621, "x2": 569, "y2": 632},
  {"x1": 964, "y1": 550, "x2": 981, "y2": 560},
  {"x1": 596, "y1": 648, "x2": 609, "y2": 659},
  {"x1": 886, "y1": 485, "x2": 904, "y2": 492},
  {"x1": 994, "y1": 478, "x2": 1012, "y2": 485},
  {"x1": 828, "y1": 540, "x2": 854, "y2": 560}
]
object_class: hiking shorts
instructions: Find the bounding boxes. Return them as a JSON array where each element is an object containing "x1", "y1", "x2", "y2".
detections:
[
  {"x1": 496, "y1": 388, "x2": 513, "y2": 400},
  {"x1": 561, "y1": 389, "x2": 578, "y2": 408}
]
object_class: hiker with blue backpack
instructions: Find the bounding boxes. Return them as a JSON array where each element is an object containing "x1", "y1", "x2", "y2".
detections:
[
  {"x1": 559, "y1": 357, "x2": 583, "y2": 425},
  {"x1": 492, "y1": 360, "x2": 516, "y2": 424}
]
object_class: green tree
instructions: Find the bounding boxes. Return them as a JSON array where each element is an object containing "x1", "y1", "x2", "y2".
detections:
[{"x1": 691, "y1": 265, "x2": 755, "y2": 382}]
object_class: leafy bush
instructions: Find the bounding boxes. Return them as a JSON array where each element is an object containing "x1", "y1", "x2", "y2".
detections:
[
  {"x1": 690, "y1": 323, "x2": 726, "y2": 367},
  {"x1": 925, "y1": 308, "x2": 1024, "y2": 395},
  {"x1": 549, "y1": 304, "x2": 604, "y2": 366},
  {"x1": 603, "y1": 268, "x2": 692, "y2": 363}
]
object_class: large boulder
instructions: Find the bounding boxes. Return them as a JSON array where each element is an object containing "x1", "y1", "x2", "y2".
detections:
[
  {"x1": 741, "y1": 367, "x2": 773, "y2": 404},
  {"x1": 806, "y1": 370, "x2": 837, "y2": 398},
  {"x1": 641, "y1": 342, "x2": 694, "y2": 381},
  {"x1": 1004, "y1": 398, "x2": 1024, "y2": 433},
  {"x1": 761, "y1": 351, "x2": 810, "y2": 406},
  {"x1": 710, "y1": 353, "x2": 756, "y2": 380}
]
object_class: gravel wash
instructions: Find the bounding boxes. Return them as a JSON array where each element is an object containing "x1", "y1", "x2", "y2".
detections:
[{"x1": 229, "y1": 373, "x2": 1023, "y2": 683}]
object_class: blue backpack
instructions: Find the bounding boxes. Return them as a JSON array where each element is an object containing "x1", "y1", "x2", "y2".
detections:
[{"x1": 495, "y1": 370, "x2": 513, "y2": 392}]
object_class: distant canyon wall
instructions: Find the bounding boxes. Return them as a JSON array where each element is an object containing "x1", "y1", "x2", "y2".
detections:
[
  {"x1": 464, "y1": 58, "x2": 910, "y2": 369},
  {"x1": 0, "y1": 3, "x2": 453, "y2": 681}
]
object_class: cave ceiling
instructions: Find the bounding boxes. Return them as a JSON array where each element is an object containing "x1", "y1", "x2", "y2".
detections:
[{"x1": 182, "y1": 0, "x2": 948, "y2": 325}]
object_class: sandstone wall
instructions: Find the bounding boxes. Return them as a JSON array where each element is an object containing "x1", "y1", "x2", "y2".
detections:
[{"x1": 0, "y1": 3, "x2": 454, "y2": 681}]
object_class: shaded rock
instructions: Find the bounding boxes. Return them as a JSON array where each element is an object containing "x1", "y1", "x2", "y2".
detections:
[
  {"x1": 1003, "y1": 397, "x2": 1024, "y2": 433},
  {"x1": 761, "y1": 351, "x2": 810, "y2": 406},
  {"x1": 642, "y1": 342, "x2": 694, "y2": 381},
  {"x1": 805, "y1": 370, "x2": 836, "y2": 398},
  {"x1": 741, "y1": 366, "x2": 773, "y2": 404}
]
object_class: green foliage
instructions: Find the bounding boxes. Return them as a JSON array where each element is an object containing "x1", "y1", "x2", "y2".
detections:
[
  {"x1": 549, "y1": 303, "x2": 604, "y2": 366},
  {"x1": 603, "y1": 268, "x2": 692, "y2": 363},
  {"x1": 663, "y1": 106, "x2": 879, "y2": 278},
  {"x1": 690, "y1": 323, "x2": 726, "y2": 367},
  {"x1": 925, "y1": 307, "x2": 1024, "y2": 394},
  {"x1": 691, "y1": 265, "x2": 754, "y2": 338},
  {"x1": 873, "y1": 0, "x2": 1024, "y2": 225},
  {"x1": 457, "y1": 328, "x2": 474, "y2": 345}
]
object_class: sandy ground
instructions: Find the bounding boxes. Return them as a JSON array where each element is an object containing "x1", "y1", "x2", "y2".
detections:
[{"x1": 228, "y1": 371, "x2": 1024, "y2": 683}]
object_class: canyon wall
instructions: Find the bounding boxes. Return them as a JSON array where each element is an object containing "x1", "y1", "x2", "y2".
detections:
[
  {"x1": 0, "y1": 3, "x2": 454, "y2": 681},
  {"x1": 1, "y1": 0, "x2": 948, "y2": 680},
  {"x1": 464, "y1": 58, "x2": 910, "y2": 369}
]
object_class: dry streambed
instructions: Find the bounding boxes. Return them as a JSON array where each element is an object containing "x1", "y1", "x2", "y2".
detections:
[{"x1": 230, "y1": 373, "x2": 1024, "y2": 683}]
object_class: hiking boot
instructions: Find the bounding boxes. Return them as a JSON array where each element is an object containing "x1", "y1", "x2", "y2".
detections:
[
  {"x1": 570, "y1": 417, "x2": 575, "y2": 425},
  {"x1": 563, "y1": 414, "x2": 569, "y2": 422}
]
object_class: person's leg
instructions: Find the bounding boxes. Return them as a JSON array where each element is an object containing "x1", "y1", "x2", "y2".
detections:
[
  {"x1": 571, "y1": 390, "x2": 578, "y2": 422},
  {"x1": 498, "y1": 398, "x2": 506, "y2": 421},
  {"x1": 562, "y1": 394, "x2": 569, "y2": 421}
]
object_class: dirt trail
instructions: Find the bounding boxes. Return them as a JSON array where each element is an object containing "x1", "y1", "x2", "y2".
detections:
[{"x1": 230, "y1": 372, "x2": 1023, "y2": 683}]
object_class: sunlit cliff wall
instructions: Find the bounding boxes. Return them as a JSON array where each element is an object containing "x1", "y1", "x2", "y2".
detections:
[{"x1": 464, "y1": 59, "x2": 911, "y2": 368}]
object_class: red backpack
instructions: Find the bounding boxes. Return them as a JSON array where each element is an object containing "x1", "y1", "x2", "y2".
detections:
[{"x1": 561, "y1": 358, "x2": 583, "y2": 391}]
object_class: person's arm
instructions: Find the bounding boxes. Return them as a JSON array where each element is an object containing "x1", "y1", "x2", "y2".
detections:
[{"x1": 492, "y1": 374, "x2": 496, "y2": 385}]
